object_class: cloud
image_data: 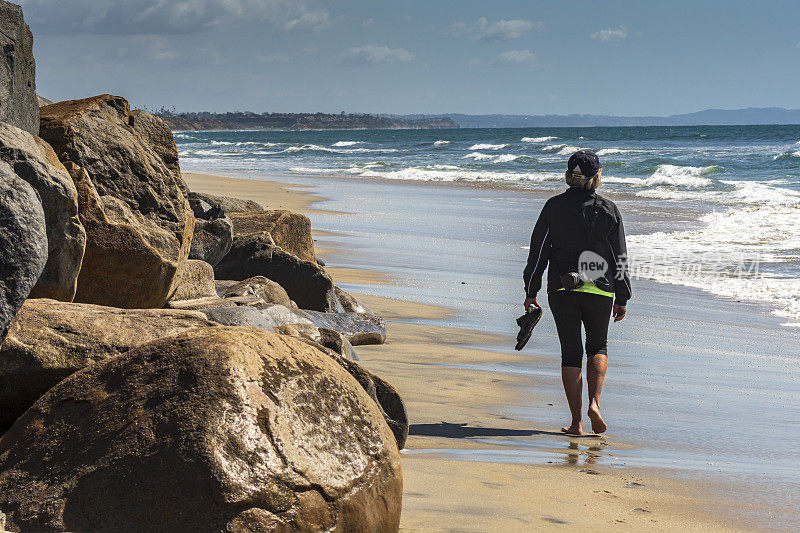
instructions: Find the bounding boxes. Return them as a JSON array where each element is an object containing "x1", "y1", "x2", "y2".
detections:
[
  {"x1": 361, "y1": 18, "x2": 375, "y2": 29},
  {"x1": 17, "y1": 0, "x2": 331, "y2": 35},
  {"x1": 795, "y1": 42, "x2": 800, "y2": 49},
  {"x1": 590, "y1": 26, "x2": 628, "y2": 43},
  {"x1": 491, "y1": 49, "x2": 538, "y2": 68},
  {"x1": 342, "y1": 44, "x2": 414, "y2": 64},
  {"x1": 449, "y1": 17, "x2": 543, "y2": 41}
]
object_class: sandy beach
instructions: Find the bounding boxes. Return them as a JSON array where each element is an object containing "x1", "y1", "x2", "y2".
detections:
[{"x1": 182, "y1": 171, "x2": 782, "y2": 531}]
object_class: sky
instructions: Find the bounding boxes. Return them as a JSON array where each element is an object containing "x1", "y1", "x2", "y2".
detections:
[{"x1": 18, "y1": 0, "x2": 800, "y2": 115}]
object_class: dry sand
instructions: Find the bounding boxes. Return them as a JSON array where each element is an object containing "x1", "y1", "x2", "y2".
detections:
[{"x1": 183, "y1": 172, "x2": 756, "y2": 532}]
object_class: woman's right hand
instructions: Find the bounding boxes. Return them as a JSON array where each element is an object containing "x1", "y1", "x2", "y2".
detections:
[
  {"x1": 613, "y1": 304, "x2": 626, "y2": 322},
  {"x1": 524, "y1": 297, "x2": 541, "y2": 311}
]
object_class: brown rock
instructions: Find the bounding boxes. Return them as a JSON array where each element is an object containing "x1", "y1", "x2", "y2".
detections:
[
  {"x1": 215, "y1": 233, "x2": 336, "y2": 312},
  {"x1": 169, "y1": 259, "x2": 216, "y2": 301},
  {"x1": 39, "y1": 95, "x2": 194, "y2": 308},
  {"x1": 0, "y1": 123, "x2": 86, "y2": 301},
  {"x1": 216, "y1": 275, "x2": 292, "y2": 307},
  {"x1": 229, "y1": 210, "x2": 316, "y2": 262},
  {"x1": 0, "y1": 298, "x2": 217, "y2": 431},
  {"x1": 0, "y1": 327, "x2": 402, "y2": 532}
]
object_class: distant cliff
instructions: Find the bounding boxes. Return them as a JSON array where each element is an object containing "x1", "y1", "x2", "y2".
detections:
[{"x1": 157, "y1": 111, "x2": 458, "y2": 131}]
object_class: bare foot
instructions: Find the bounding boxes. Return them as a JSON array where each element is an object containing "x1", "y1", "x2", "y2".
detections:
[
  {"x1": 561, "y1": 422, "x2": 583, "y2": 436},
  {"x1": 587, "y1": 403, "x2": 607, "y2": 434}
]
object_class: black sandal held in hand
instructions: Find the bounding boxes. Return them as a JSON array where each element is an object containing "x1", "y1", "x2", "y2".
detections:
[{"x1": 515, "y1": 307, "x2": 542, "y2": 351}]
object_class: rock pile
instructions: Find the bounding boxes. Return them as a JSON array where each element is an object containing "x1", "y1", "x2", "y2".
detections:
[{"x1": 0, "y1": 3, "x2": 405, "y2": 530}]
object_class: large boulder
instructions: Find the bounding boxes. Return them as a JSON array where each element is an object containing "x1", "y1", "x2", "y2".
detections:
[
  {"x1": 229, "y1": 210, "x2": 316, "y2": 262},
  {"x1": 215, "y1": 233, "x2": 336, "y2": 312},
  {"x1": 0, "y1": 122, "x2": 86, "y2": 301},
  {"x1": 169, "y1": 259, "x2": 217, "y2": 302},
  {"x1": 0, "y1": 327, "x2": 402, "y2": 532},
  {"x1": 0, "y1": 1, "x2": 37, "y2": 135},
  {"x1": 39, "y1": 95, "x2": 194, "y2": 308},
  {"x1": 0, "y1": 298, "x2": 217, "y2": 431},
  {"x1": 0, "y1": 164, "x2": 47, "y2": 341},
  {"x1": 188, "y1": 191, "x2": 264, "y2": 214}
]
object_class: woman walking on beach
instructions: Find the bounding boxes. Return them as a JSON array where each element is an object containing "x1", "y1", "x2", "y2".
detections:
[{"x1": 523, "y1": 150, "x2": 631, "y2": 435}]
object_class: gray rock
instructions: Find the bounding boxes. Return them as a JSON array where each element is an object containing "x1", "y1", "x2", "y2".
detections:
[
  {"x1": 259, "y1": 303, "x2": 315, "y2": 329},
  {"x1": 0, "y1": 163, "x2": 47, "y2": 341},
  {"x1": 214, "y1": 233, "x2": 337, "y2": 312},
  {"x1": 0, "y1": 328, "x2": 403, "y2": 532},
  {"x1": 303, "y1": 310, "x2": 387, "y2": 346},
  {"x1": 0, "y1": 298, "x2": 217, "y2": 432},
  {"x1": 202, "y1": 305, "x2": 272, "y2": 330},
  {"x1": 36, "y1": 95, "x2": 52, "y2": 107},
  {"x1": 188, "y1": 191, "x2": 265, "y2": 214},
  {"x1": 189, "y1": 216, "x2": 233, "y2": 267},
  {"x1": 272, "y1": 323, "x2": 359, "y2": 362},
  {"x1": 0, "y1": 122, "x2": 86, "y2": 301},
  {"x1": 39, "y1": 95, "x2": 194, "y2": 309},
  {"x1": 0, "y1": 1, "x2": 37, "y2": 135}
]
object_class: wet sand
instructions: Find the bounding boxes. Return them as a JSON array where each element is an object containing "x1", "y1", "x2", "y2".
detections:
[{"x1": 183, "y1": 172, "x2": 762, "y2": 531}]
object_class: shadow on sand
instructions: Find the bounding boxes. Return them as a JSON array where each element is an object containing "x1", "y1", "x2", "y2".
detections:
[{"x1": 409, "y1": 422, "x2": 596, "y2": 439}]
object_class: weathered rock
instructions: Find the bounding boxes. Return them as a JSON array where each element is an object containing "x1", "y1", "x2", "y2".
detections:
[
  {"x1": 303, "y1": 310, "x2": 387, "y2": 346},
  {"x1": 0, "y1": 298, "x2": 216, "y2": 431},
  {"x1": 0, "y1": 123, "x2": 85, "y2": 301},
  {"x1": 202, "y1": 305, "x2": 272, "y2": 330},
  {"x1": 36, "y1": 95, "x2": 52, "y2": 107},
  {"x1": 0, "y1": 327, "x2": 402, "y2": 532},
  {"x1": 229, "y1": 210, "x2": 316, "y2": 262},
  {"x1": 287, "y1": 333, "x2": 407, "y2": 449},
  {"x1": 336, "y1": 285, "x2": 373, "y2": 314},
  {"x1": 166, "y1": 296, "x2": 238, "y2": 311},
  {"x1": 188, "y1": 191, "x2": 264, "y2": 214},
  {"x1": 216, "y1": 275, "x2": 292, "y2": 308},
  {"x1": 215, "y1": 233, "x2": 336, "y2": 312},
  {"x1": 0, "y1": 1, "x2": 37, "y2": 135},
  {"x1": 169, "y1": 259, "x2": 216, "y2": 301},
  {"x1": 0, "y1": 164, "x2": 47, "y2": 341},
  {"x1": 190, "y1": 216, "x2": 233, "y2": 267},
  {"x1": 39, "y1": 95, "x2": 194, "y2": 308}
]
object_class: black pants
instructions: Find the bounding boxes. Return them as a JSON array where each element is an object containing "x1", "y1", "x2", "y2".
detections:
[{"x1": 548, "y1": 290, "x2": 613, "y2": 368}]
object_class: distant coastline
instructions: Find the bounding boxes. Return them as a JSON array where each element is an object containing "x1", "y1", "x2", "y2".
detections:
[
  {"x1": 157, "y1": 111, "x2": 459, "y2": 131},
  {"x1": 156, "y1": 107, "x2": 800, "y2": 131}
]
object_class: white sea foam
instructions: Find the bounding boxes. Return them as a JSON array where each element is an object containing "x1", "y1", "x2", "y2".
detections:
[
  {"x1": 596, "y1": 148, "x2": 636, "y2": 156},
  {"x1": 469, "y1": 143, "x2": 508, "y2": 150},
  {"x1": 464, "y1": 152, "x2": 523, "y2": 163},
  {"x1": 433, "y1": 140, "x2": 451, "y2": 146},
  {"x1": 332, "y1": 141, "x2": 363, "y2": 147},
  {"x1": 628, "y1": 201, "x2": 800, "y2": 320},
  {"x1": 773, "y1": 150, "x2": 800, "y2": 160},
  {"x1": 282, "y1": 144, "x2": 398, "y2": 154},
  {"x1": 643, "y1": 165, "x2": 718, "y2": 188},
  {"x1": 542, "y1": 144, "x2": 581, "y2": 155},
  {"x1": 521, "y1": 136, "x2": 558, "y2": 143}
]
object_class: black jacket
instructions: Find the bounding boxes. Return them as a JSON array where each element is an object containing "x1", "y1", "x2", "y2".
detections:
[{"x1": 523, "y1": 187, "x2": 631, "y2": 305}]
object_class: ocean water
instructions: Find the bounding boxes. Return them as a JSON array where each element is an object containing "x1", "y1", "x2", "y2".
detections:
[{"x1": 176, "y1": 125, "x2": 800, "y2": 325}]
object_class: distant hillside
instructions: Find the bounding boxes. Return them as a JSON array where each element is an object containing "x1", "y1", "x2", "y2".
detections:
[
  {"x1": 157, "y1": 111, "x2": 458, "y2": 131},
  {"x1": 447, "y1": 108, "x2": 800, "y2": 128}
]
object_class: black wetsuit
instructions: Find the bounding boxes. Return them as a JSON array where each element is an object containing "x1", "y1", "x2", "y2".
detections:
[{"x1": 523, "y1": 187, "x2": 631, "y2": 367}]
